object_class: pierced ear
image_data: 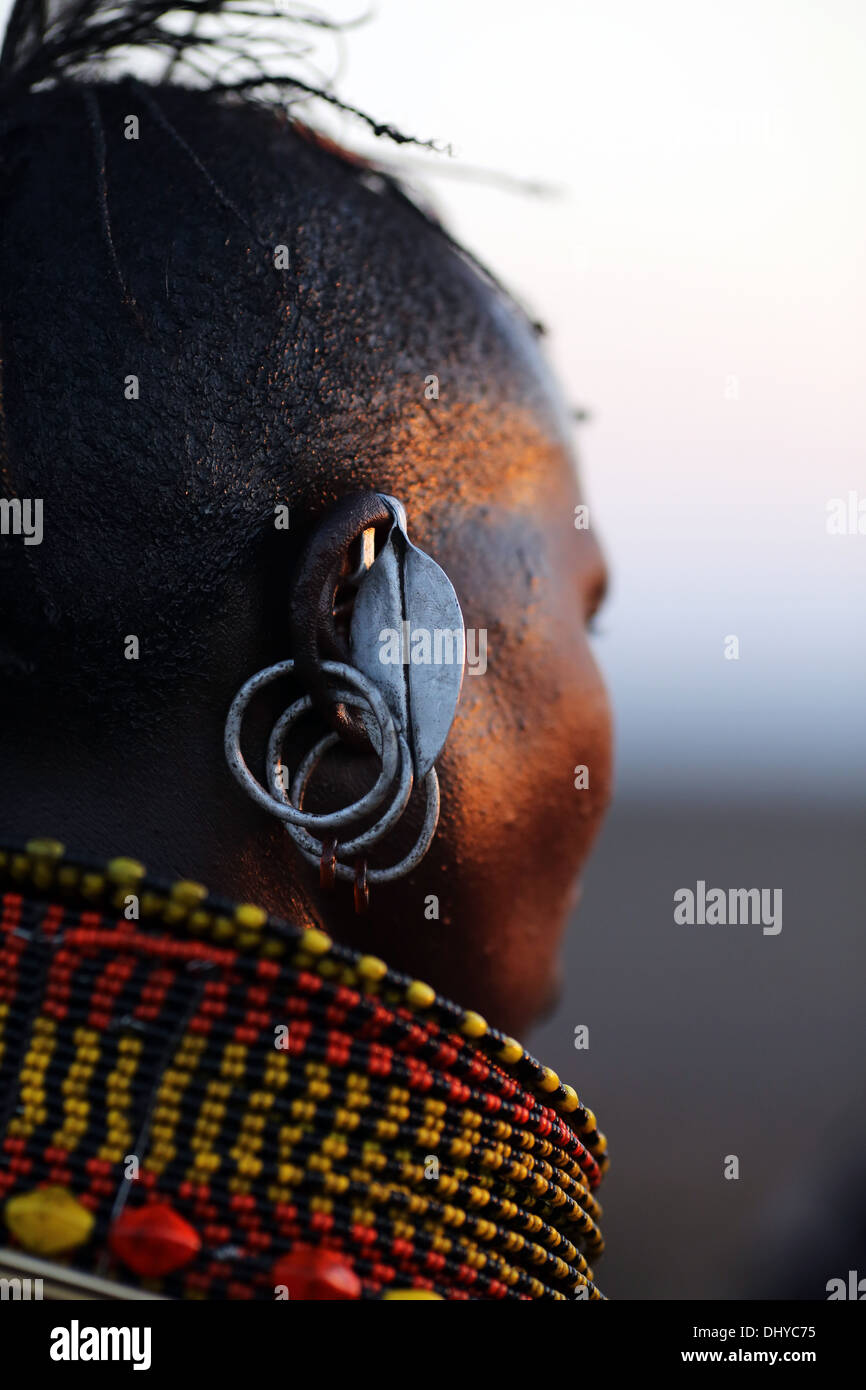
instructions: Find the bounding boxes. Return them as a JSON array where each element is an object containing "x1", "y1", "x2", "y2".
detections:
[
  {"x1": 288, "y1": 492, "x2": 393, "y2": 746},
  {"x1": 227, "y1": 493, "x2": 463, "y2": 908}
]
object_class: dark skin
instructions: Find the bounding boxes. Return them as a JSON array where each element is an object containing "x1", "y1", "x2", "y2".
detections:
[{"x1": 0, "y1": 83, "x2": 611, "y2": 1038}]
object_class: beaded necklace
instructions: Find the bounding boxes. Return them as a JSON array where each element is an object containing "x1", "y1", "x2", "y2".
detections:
[{"x1": 0, "y1": 838, "x2": 608, "y2": 1300}]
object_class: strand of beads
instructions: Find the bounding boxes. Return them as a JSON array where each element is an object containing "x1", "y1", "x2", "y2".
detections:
[{"x1": 0, "y1": 839, "x2": 609, "y2": 1300}]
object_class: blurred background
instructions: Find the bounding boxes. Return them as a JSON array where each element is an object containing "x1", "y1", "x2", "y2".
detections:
[
  {"x1": 315, "y1": 0, "x2": 865, "y2": 1300},
  {"x1": 4, "y1": 0, "x2": 861, "y2": 1299}
]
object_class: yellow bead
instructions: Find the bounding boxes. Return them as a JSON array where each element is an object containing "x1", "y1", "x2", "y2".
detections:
[
  {"x1": 382, "y1": 1290, "x2": 444, "y2": 1300},
  {"x1": 235, "y1": 903, "x2": 267, "y2": 930},
  {"x1": 106, "y1": 857, "x2": 146, "y2": 885},
  {"x1": 5, "y1": 1186, "x2": 94, "y2": 1255},
  {"x1": 540, "y1": 1067, "x2": 560, "y2": 1093},
  {"x1": 461, "y1": 1011, "x2": 487, "y2": 1039},
  {"x1": 357, "y1": 955, "x2": 388, "y2": 983},
  {"x1": 406, "y1": 981, "x2": 435, "y2": 1010},
  {"x1": 170, "y1": 880, "x2": 208, "y2": 908},
  {"x1": 559, "y1": 1084, "x2": 580, "y2": 1113},
  {"x1": 303, "y1": 929, "x2": 332, "y2": 956},
  {"x1": 25, "y1": 838, "x2": 65, "y2": 861},
  {"x1": 498, "y1": 1036, "x2": 523, "y2": 1065}
]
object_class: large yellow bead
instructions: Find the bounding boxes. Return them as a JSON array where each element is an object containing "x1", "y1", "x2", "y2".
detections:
[
  {"x1": 234, "y1": 903, "x2": 267, "y2": 930},
  {"x1": 406, "y1": 981, "x2": 435, "y2": 1010},
  {"x1": 461, "y1": 1011, "x2": 487, "y2": 1039},
  {"x1": 559, "y1": 1084, "x2": 581, "y2": 1113},
  {"x1": 357, "y1": 955, "x2": 388, "y2": 983},
  {"x1": 5, "y1": 1185, "x2": 94, "y2": 1255},
  {"x1": 498, "y1": 1036, "x2": 523, "y2": 1065},
  {"x1": 170, "y1": 880, "x2": 208, "y2": 909},
  {"x1": 303, "y1": 929, "x2": 332, "y2": 956},
  {"x1": 106, "y1": 857, "x2": 146, "y2": 885},
  {"x1": 25, "y1": 838, "x2": 65, "y2": 859}
]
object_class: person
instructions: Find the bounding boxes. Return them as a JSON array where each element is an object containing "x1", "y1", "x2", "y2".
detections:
[{"x1": 0, "y1": 0, "x2": 613, "y2": 1300}]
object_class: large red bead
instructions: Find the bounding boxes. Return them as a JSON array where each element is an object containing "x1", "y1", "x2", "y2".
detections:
[
  {"x1": 272, "y1": 1245, "x2": 361, "y2": 1300},
  {"x1": 109, "y1": 1202, "x2": 201, "y2": 1277}
]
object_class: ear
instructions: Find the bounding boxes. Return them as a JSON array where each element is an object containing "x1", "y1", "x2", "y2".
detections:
[
  {"x1": 288, "y1": 491, "x2": 392, "y2": 746},
  {"x1": 226, "y1": 490, "x2": 464, "y2": 916}
]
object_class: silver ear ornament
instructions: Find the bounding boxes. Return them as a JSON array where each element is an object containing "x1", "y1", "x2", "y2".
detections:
[{"x1": 224, "y1": 495, "x2": 465, "y2": 905}]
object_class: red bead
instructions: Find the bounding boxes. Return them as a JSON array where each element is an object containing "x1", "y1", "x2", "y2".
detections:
[
  {"x1": 271, "y1": 1246, "x2": 361, "y2": 1301},
  {"x1": 109, "y1": 1203, "x2": 201, "y2": 1277}
]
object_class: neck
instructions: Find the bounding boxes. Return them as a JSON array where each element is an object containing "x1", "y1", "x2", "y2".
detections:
[{"x1": 0, "y1": 707, "x2": 324, "y2": 931}]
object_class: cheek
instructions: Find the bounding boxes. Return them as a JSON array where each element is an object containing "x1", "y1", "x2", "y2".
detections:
[
  {"x1": 448, "y1": 627, "x2": 612, "y2": 884},
  {"x1": 429, "y1": 503, "x2": 613, "y2": 921},
  {"x1": 559, "y1": 650, "x2": 614, "y2": 865}
]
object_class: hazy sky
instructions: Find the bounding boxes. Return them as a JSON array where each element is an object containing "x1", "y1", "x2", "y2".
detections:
[{"x1": 3, "y1": 0, "x2": 863, "y2": 798}]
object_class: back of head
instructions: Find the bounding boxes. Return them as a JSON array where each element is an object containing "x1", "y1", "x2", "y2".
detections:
[
  {"x1": 0, "y1": 9, "x2": 546, "y2": 726},
  {"x1": 0, "y1": 0, "x2": 611, "y2": 1036}
]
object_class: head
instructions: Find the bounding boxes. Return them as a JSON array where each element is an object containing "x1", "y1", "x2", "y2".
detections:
[{"x1": 0, "y1": 17, "x2": 611, "y2": 1036}]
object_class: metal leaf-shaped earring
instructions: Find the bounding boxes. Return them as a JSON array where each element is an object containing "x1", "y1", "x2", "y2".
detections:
[{"x1": 350, "y1": 496, "x2": 464, "y2": 780}]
